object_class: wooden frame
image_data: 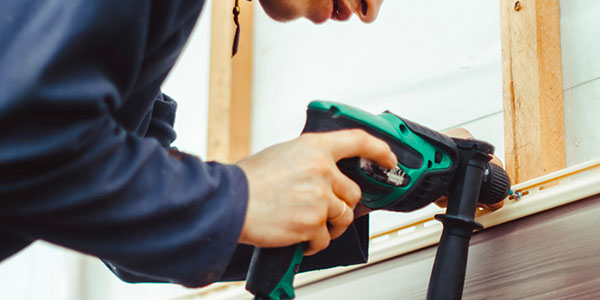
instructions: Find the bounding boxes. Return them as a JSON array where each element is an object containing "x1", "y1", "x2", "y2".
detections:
[
  {"x1": 207, "y1": 0, "x2": 254, "y2": 163},
  {"x1": 500, "y1": 0, "x2": 566, "y2": 184}
]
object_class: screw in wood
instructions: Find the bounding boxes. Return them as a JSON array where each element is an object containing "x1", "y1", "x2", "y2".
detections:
[{"x1": 514, "y1": 1, "x2": 522, "y2": 11}]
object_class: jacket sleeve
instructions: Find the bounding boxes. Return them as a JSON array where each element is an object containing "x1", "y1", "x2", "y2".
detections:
[
  {"x1": 0, "y1": 227, "x2": 34, "y2": 262},
  {"x1": 0, "y1": 1, "x2": 246, "y2": 288},
  {"x1": 144, "y1": 93, "x2": 178, "y2": 148},
  {"x1": 110, "y1": 89, "x2": 372, "y2": 283}
]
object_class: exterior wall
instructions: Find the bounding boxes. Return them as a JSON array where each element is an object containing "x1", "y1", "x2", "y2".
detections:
[{"x1": 560, "y1": 0, "x2": 600, "y2": 166}]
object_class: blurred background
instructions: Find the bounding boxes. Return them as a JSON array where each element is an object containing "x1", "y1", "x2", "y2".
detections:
[{"x1": 1, "y1": 0, "x2": 598, "y2": 299}]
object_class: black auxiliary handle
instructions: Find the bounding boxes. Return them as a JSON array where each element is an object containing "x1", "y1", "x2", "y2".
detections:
[{"x1": 427, "y1": 138, "x2": 495, "y2": 300}]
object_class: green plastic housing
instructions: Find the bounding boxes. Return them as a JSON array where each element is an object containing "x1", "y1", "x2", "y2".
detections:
[{"x1": 304, "y1": 101, "x2": 458, "y2": 211}]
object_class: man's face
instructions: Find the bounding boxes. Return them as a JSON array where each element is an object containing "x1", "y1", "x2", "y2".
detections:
[{"x1": 257, "y1": 0, "x2": 383, "y2": 24}]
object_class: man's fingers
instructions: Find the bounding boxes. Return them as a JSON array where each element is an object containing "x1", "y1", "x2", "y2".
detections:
[
  {"x1": 443, "y1": 127, "x2": 474, "y2": 140},
  {"x1": 353, "y1": 202, "x2": 373, "y2": 219},
  {"x1": 327, "y1": 200, "x2": 354, "y2": 239},
  {"x1": 305, "y1": 226, "x2": 331, "y2": 256},
  {"x1": 437, "y1": 194, "x2": 506, "y2": 211},
  {"x1": 331, "y1": 170, "x2": 362, "y2": 208},
  {"x1": 323, "y1": 129, "x2": 397, "y2": 169},
  {"x1": 434, "y1": 195, "x2": 448, "y2": 208},
  {"x1": 479, "y1": 201, "x2": 505, "y2": 211},
  {"x1": 490, "y1": 156, "x2": 504, "y2": 168}
]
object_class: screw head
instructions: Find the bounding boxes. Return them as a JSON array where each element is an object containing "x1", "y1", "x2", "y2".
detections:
[{"x1": 514, "y1": 1, "x2": 522, "y2": 11}]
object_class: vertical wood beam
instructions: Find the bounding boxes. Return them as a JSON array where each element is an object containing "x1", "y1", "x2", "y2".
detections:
[
  {"x1": 208, "y1": 0, "x2": 254, "y2": 163},
  {"x1": 500, "y1": 0, "x2": 565, "y2": 184}
]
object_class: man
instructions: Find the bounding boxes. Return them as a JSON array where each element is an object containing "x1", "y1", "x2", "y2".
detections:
[{"x1": 0, "y1": 0, "x2": 392, "y2": 287}]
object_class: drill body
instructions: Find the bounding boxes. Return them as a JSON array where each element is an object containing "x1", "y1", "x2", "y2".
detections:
[
  {"x1": 302, "y1": 101, "x2": 460, "y2": 212},
  {"x1": 246, "y1": 101, "x2": 510, "y2": 300}
]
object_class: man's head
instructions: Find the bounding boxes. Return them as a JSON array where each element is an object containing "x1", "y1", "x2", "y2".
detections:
[{"x1": 257, "y1": 0, "x2": 383, "y2": 24}]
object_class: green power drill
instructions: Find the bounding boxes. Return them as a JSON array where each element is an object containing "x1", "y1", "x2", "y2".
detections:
[{"x1": 245, "y1": 101, "x2": 510, "y2": 300}]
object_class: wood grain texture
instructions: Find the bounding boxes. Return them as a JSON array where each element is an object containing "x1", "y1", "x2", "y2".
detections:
[
  {"x1": 296, "y1": 195, "x2": 600, "y2": 300},
  {"x1": 499, "y1": 0, "x2": 566, "y2": 184},
  {"x1": 207, "y1": 0, "x2": 253, "y2": 163}
]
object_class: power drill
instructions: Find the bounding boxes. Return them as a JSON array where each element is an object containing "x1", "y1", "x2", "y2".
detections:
[{"x1": 245, "y1": 101, "x2": 511, "y2": 300}]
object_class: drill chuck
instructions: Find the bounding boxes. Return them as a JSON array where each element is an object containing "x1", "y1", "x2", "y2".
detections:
[{"x1": 479, "y1": 162, "x2": 511, "y2": 205}]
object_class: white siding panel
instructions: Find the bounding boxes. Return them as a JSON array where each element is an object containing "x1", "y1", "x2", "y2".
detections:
[
  {"x1": 457, "y1": 111, "x2": 505, "y2": 166},
  {"x1": 560, "y1": 0, "x2": 600, "y2": 90},
  {"x1": 560, "y1": 0, "x2": 600, "y2": 166},
  {"x1": 564, "y1": 80, "x2": 600, "y2": 166},
  {"x1": 0, "y1": 242, "x2": 83, "y2": 300}
]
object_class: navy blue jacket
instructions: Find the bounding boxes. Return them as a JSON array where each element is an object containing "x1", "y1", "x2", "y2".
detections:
[{"x1": 0, "y1": 0, "x2": 369, "y2": 287}]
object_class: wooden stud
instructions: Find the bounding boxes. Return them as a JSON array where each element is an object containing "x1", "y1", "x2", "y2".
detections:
[
  {"x1": 207, "y1": 0, "x2": 254, "y2": 163},
  {"x1": 499, "y1": 0, "x2": 566, "y2": 184}
]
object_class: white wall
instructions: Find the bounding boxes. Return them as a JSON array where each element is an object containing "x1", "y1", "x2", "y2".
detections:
[
  {"x1": 560, "y1": 0, "x2": 600, "y2": 166},
  {"x1": 0, "y1": 242, "x2": 82, "y2": 300},
  {"x1": 251, "y1": 0, "x2": 504, "y2": 234}
]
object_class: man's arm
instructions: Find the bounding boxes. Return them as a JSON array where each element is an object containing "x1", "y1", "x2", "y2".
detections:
[
  {"x1": 0, "y1": 0, "x2": 397, "y2": 287},
  {"x1": 105, "y1": 92, "x2": 374, "y2": 283},
  {"x1": 0, "y1": 0, "x2": 246, "y2": 288}
]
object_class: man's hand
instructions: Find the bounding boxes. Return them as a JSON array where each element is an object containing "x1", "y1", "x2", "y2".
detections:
[
  {"x1": 433, "y1": 128, "x2": 505, "y2": 211},
  {"x1": 236, "y1": 129, "x2": 397, "y2": 255}
]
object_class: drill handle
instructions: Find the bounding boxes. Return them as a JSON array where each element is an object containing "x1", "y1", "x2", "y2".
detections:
[
  {"x1": 427, "y1": 139, "x2": 493, "y2": 300},
  {"x1": 427, "y1": 214, "x2": 482, "y2": 300},
  {"x1": 245, "y1": 243, "x2": 306, "y2": 300}
]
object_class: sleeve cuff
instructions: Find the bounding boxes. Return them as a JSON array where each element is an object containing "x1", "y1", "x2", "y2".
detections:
[
  {"x1": 101, "y1": 161, "x2": 249, "y2": 288},
  {"x1": 170, "y1": 161, "x2": 250, "y2": 287},
  {"x1": 200, "y1": 163, "x2": 249, "y2": 285}
]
